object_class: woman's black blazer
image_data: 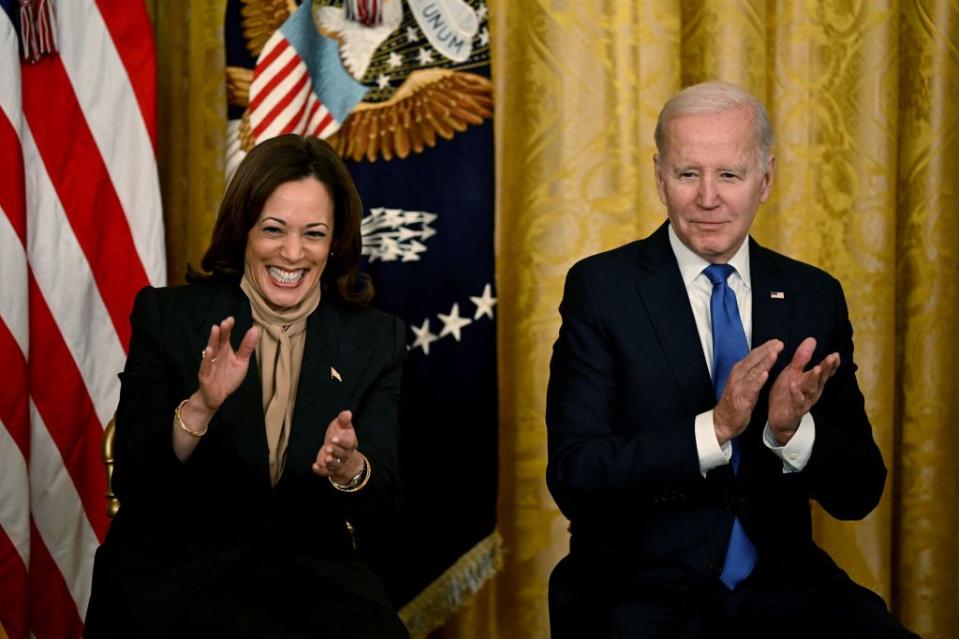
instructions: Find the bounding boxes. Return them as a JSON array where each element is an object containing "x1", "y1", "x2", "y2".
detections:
[{"x1": 85, "y1": 283, "x2": 408, "y2": 637}]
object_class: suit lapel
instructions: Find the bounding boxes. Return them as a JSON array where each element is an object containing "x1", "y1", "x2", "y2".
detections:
[
  {"x1": 742, "y1": 239, "x2": 795, "y2": 479},
  {"x1": 284, "y1": 302, "x2": 373, "y2": 479},
  {"x1": 749, "y1": 238, "x2": 794, "y2": 364},
  {"x1": 634, "y1": 224, "x2": 716, "y2": 416}
]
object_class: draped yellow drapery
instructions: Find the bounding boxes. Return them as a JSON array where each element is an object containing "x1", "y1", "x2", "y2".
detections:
[
  {"x1": 150, "y1": 1, "x2": 958, "y2": 638},
  {"x1": 148, "y1": 0, "x2": 227, "y2": 286},
  {"x1": 437, "y1": 1, "x2": 958, "y2": 638}
]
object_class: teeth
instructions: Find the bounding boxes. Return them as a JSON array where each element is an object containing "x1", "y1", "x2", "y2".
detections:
[{"x1": 268, "y1": 267, "x2": 304, "y2": 284}]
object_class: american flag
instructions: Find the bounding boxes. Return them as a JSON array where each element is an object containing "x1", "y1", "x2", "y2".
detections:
[
  {"x1": 247, "y1": 0, "x2": 368, "y2": 145},
  {"x1": 0, "y1": 1, "x2": 164, "y2": 636}
]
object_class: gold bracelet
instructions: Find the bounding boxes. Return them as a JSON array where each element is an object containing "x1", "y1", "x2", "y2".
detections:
[
  {"x1": 329, "y1": 453, "x2": 371, "y2": 493},
  {"x1": 174, "y1": 399, "x2": 208, "y2": 437}
]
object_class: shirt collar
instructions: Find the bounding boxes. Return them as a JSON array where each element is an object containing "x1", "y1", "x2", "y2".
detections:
[{"x1": 667, "y1": 222, "x2": 751, "y2": 289}]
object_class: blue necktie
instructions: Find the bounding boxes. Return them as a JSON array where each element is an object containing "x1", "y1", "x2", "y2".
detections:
[{"x1": 704, "y1": 263, "x2": 758, "y2": 589}]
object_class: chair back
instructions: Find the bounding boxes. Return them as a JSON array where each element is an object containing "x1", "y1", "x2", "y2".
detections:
[{"x1": 102, "y1": 418, "x2": 120, "y2": 518}]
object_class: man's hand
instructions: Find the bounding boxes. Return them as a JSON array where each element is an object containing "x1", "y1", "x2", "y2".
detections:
[
  {"x1": 714, "y1": 339, "x2": 784, "y2": 445},
  {"x1": 767, "y1": 337, "x2": 840, "y2": 445}
]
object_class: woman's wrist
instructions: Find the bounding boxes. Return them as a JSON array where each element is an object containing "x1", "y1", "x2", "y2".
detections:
[
  {"x1": 176, "y1": 394, "x2": 216, "y2": 437},
  {"x1": 330, "y1": 454, "x2": 370, "y2": 492},
  {"x1": 190, "y1": 390, "x2": 219, "y2": 414}
]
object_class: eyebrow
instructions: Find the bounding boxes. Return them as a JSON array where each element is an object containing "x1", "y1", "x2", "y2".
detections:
[
  {"x1": 260, "y1": 217, "x2": 329, "y2": 228},
  {"x1": 671, "y1": 164, "x2": 750, "y2": 174}
]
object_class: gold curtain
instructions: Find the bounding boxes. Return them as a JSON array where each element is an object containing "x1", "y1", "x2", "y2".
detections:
[
  {"x1": 436, "y1": 1, "x2": 959, "y2": 637},
  {"x1": 149, "y1": 0, "x2": 228, "y2": 285}
]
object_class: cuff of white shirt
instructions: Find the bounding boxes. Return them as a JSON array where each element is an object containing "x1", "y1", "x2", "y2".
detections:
[
  {"x1": 763, "y1": 413, "x2": 816, "y2": 473},
  {"x1": 695, "y1": 410, "x2": 732, "y2": 477}
]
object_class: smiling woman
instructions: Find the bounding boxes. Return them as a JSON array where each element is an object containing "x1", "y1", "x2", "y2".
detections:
[
  {"x1": 245, "y1": 177, "x2": 334, "y2": 310},
  {"x1": 84, "y1": 135, "x2": 410, "y2": 638},
  {"x1": 194, "y1": 134, "x2": 372, "y2": 306}
]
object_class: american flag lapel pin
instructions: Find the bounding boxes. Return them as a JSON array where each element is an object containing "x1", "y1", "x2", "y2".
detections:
[
  {"x1": 770, "y1": 291, "x2": 785, "y2": 299},
  {"x1": 330, "y1": 367, "x2": 343, "y2": 382}
]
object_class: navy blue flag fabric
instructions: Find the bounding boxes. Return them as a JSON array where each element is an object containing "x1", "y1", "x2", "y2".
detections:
[{"x1": 223, "y1": 1, "x2": 498, "y2": 632}]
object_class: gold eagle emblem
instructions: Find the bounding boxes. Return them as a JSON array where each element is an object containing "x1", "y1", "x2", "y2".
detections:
[{"x1": 229, "y1": 0, "x2": 493, "y2": 162}]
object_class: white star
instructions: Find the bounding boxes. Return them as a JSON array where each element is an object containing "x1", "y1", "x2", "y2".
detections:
[
  {"x1": 411, "y1": 318, "x2": 439, "y2": 355},
  {"x1": 478, "y1": 27, "x2": 489, "y2": 47},
  {"x1": 477, "y1": 4, "x2": 488, "y2": 21},
  {"x1": 376, "y1": 73, "x2": 390, "y2": 89},
  {"x1": 437, "y1": 303, "x2": 472, "y2": 342},
  {"x1": 387, "y1": 51, "x2": 403, "y2": 69},
  {"x1": 417, "y1": 47, "x2": 435, "y2": 66},
  {"x1": 406, "y1": 26, "x2": 420, "y2": 42},
  {"x1": 470, "y1": 283, "x2": 497, "y2": 320}
]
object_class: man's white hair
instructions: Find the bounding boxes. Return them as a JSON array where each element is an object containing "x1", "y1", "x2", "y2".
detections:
[{"x1": 654, "y1": 81, "x2": 774, "y2": 172}]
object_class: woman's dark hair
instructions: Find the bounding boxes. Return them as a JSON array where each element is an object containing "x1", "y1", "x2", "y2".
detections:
[{"x1": 187, "y1": 134, "x2": 373, "y2": 306}]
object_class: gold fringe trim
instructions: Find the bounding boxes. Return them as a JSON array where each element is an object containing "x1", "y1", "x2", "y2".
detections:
[{"x1": 399, "y1": 529, "x2": 503, "y2": 636}]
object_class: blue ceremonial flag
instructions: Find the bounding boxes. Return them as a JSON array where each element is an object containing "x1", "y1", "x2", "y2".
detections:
[
  {"x1": 246, "y1": 0, "x2": 367, "y2": 143},
  {"x1": 224, "y1": 1, "x2": 498, "y2": 633}
]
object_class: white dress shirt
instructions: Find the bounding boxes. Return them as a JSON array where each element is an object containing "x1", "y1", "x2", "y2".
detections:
[{"x1": 666, "y1": 224, "x2": 815, "y2": 476}]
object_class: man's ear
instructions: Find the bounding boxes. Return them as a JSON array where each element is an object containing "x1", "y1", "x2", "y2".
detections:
[
  {"x1": 759, "y1": 155, "x2": 776, "y2": 203},
  {"x1": 654, "y1": 154, "x2": 668, "y2": 206}
]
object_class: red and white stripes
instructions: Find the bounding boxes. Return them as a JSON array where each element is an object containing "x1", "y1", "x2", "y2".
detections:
[
  {"x1": 345, "y1": 0, "x2": 384, "y2": 27},
  {"x1": 248, "y1": 34, "x2": 336, "y2": 144},
  {"x1": 0, "y1": 1, "x2": 163, "y2": 637}
]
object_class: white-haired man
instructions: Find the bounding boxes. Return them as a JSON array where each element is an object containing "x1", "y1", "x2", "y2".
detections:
[{"x1": 546, "y1": 81, "x2": 916, "y2": 637}]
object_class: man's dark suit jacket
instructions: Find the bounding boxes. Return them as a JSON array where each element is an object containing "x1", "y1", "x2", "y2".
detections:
[
  {"x1": 85, "y1": 283, "x2": 409, "y2": 638},
  {"x1": 546, "y1": 222, "x2": 886, "y2": 608}
]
